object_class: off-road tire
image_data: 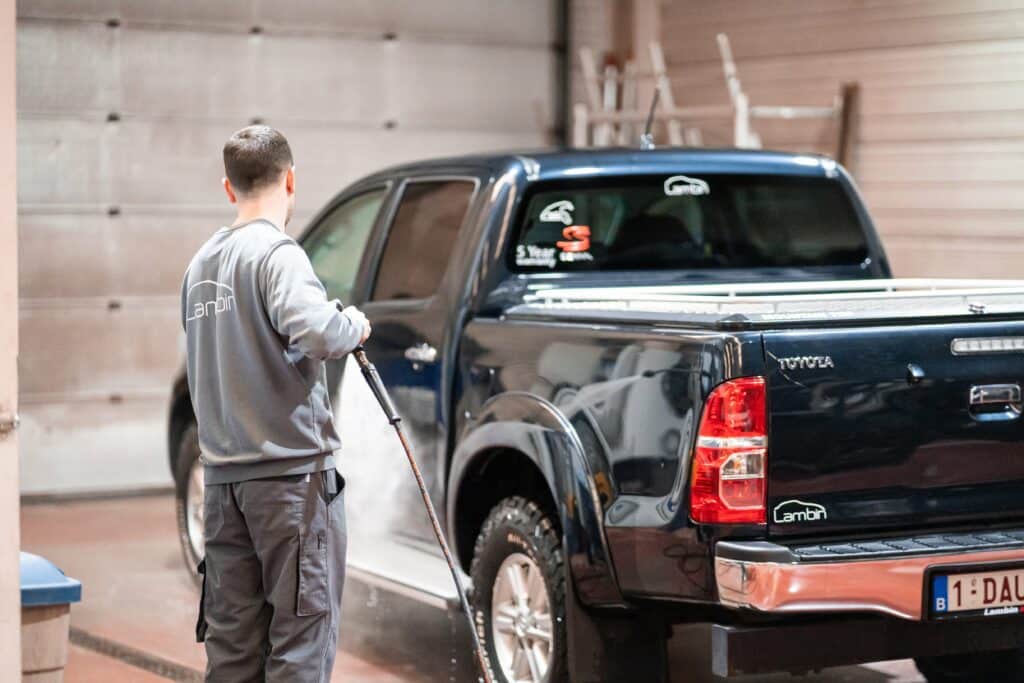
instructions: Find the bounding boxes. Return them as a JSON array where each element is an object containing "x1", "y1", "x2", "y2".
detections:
[
  {"x1": 915, "y1": 649, "x2": 1024, "y2": 682},
  {"x1": 470, "y1": 496, "x2": 568, "y2": 683},
  {"x1": 173, "y1": 422, "x2": 203, "y2": 586}
]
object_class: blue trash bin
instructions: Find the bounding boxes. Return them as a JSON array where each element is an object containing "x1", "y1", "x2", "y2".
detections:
[{"x1": 20, "y1": 552, "x2": 81, "y2": 682}]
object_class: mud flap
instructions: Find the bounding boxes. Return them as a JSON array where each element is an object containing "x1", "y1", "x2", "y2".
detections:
[
  {"x1": 195, "y1": 558, "x2": 208, "y2": 643},
  {"x1": 565, "y1": 561, "x2": 668, "y2": 682}
]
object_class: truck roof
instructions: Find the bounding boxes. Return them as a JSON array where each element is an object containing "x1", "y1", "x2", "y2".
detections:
[{"x1": 365, "y1": 147, "x2": 842, "y2": 183}]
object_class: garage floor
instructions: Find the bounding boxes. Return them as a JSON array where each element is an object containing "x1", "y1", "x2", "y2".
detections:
[{"x1": 22, "y1": 495, "x2": 925, "y2": 682}]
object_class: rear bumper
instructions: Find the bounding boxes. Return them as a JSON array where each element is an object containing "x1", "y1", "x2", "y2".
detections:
[{"x1": 715, "y1": 530, "x2": 1024, "y2": 620}]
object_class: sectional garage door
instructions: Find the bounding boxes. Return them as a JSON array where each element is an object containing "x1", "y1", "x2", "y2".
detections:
[{"x1": 16, "y1": 0, "x2": 558, "y2": 494}]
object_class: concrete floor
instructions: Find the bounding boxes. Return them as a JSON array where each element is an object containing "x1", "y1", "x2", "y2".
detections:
[{"x1": 21, "y1": 495, "x2": 925, "y2": 682}]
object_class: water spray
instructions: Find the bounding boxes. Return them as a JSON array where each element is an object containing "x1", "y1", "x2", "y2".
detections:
[{"x1": 352, "y1": 346, "x2": 494, "y2": 683}]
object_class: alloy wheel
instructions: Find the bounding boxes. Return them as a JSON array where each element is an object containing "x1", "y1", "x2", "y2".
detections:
[{"x1": 490, "y1": 552, "x2": 553, "y2": 683}]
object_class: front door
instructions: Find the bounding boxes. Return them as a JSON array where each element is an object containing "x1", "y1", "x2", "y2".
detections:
[{"x1": 355, "y1": 178, "x2": 478, "y2": 543}]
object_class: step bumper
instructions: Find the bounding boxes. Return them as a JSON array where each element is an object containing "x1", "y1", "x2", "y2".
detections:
[{"x1": 715, "y1": 531, "x2": 1024, "y2": 620}]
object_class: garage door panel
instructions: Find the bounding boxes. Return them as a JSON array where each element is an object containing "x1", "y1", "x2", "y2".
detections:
[
  {"x1": 255, "y1": 35, "x2": 392, "y2": 124},
  {"x1": 119, "y1": 29, "x2": 255, "y2": 120},
  {"x1": 119, "y1": 29, "x2": 393, "y2": 124},
  {"x1": 18, "y1": 118, "x2": 114, "y2": 206},
  {"x1": 19, "y1": 0, "x2": 555, "y2": 46},
  {"x1": 18, "y1": 213, "x2": 219, "y2": 299},
  {"x1": 110, "y1": 121, "x2": 228, "y2": 207},
  {"x1": 18, "y1": 397, "x2": 173, "y2": 495},
  {"x1": 20, "y1": 116, "x2": 544, "y2": 213},
  {"x1": 394, "y1": 42, "x2": 554, "y2": 131},
  {"x1": 254, "y1": 0, "x2": 555, "y2": 47},
  {"x1": 19, "y1": 303, "x2": 181, "y2": 397},
  {"x1": 17, "y1": 0, "x2": 252, "y2": 27},
  {"x1": 17, "y1": 21, "x2": 117, "y2": 114},
  {"x1": 109, "y1": 120, "x2": 541, "y2": 210}
]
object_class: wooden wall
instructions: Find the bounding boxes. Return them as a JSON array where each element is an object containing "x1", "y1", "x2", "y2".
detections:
[{"x1": 653, "y1": 0, "x2": 1024, "y2": 278}]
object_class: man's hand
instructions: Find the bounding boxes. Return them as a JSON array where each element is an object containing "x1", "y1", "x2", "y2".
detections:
[{"x1": 337, "y1": 307, "x2": 370, "y2": 352}]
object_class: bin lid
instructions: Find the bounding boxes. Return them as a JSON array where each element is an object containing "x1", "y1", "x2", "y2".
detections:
[{"x1": 20, "y1": 552, "x2": 81, "y2": 606}]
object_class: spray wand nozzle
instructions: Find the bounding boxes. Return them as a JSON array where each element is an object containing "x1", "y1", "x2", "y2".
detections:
[{"x1": 352, "y1": 345, "x2": 401, "y2": 425}]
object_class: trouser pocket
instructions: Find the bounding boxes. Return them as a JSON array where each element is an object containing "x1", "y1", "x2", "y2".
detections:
[
  {"x1": 323, "y1": 469, "x2": 345, "y2": 506},
  {"x1": 195, "y1": 558, "x2": 208, "y2": 642},
  {"x1": 296, "y1": 531, "x2": 329, "y2": 616}
]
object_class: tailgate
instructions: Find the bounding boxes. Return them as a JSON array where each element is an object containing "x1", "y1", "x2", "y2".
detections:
[{"x1": 765, "y1": 320, "x2": 1024, "y2": 537}]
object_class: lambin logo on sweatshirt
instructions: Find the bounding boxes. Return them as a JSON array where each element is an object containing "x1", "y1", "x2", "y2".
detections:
[{"x1": 187, "y1": 280, "x2": 236, "y2": 322}]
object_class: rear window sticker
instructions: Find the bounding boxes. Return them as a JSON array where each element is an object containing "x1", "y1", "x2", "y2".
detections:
[
  {"x1": 556, "y1": 225, "x2": 590, "y2": 253},
  {"x1": 539, "y1": 199, "x2": 575, "y2": 225},
  {"x1": 556, "y1": 225, "x2": 594, "y2": 263},
  {"x1": 664, "y1": 175, "x2": 710, "y2": 197},
  {"x1": 515, "y1": 244, "x2": 557, "y2": 269}
]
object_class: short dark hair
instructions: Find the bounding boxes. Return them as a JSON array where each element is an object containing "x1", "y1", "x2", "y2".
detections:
[{"x1": 222, "y1": 125, "x2": 293, "y2": 195}]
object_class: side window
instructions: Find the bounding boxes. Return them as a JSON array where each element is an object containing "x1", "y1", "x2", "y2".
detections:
[
  {"x1": 304, "y1": 188, "x2": 387, "y2": 303},
  {"x1": 371, "y1": 180, "x2": 475, "y2": 301}
]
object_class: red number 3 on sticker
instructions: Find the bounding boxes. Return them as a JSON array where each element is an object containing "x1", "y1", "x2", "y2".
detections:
[{"x1": 556, "y1": 225, "x2": 591, "y2": 253}]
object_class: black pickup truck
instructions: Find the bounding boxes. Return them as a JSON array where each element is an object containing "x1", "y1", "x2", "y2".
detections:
[{"x1": 169, "y1": 148, "x2": 1024, "y2": 682}]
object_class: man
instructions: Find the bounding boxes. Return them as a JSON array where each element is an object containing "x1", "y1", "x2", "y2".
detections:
[{"x1": 182, "y1": 125, "x2": 370, "y2": 681}]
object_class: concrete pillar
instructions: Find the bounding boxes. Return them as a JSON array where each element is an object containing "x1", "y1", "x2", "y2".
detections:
[{"x1": 0, "y1": 0, "x2": 23, "y2": 677}]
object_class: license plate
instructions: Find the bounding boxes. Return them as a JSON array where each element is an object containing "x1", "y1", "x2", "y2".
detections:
[{"x1": 932, "y1": 566, "x2": 1024, "y2": 619}]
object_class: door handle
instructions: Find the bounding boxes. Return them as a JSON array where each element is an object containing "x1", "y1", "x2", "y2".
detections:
[
  {"x1": 969, "y1": 383, "x2": 1022, "y2": 422},
  {"x1": 404, "y1": 343, "x2": 438, "y2": 369}
]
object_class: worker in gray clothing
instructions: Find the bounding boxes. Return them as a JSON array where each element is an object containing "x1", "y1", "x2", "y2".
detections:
[{"x1": 182, "y1": 125, "x2": 370, "y2": 682}]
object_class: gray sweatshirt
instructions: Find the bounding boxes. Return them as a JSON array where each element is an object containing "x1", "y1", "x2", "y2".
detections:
[{"x1": 181, "y1": 219, "x2": 367, "y2": 485}]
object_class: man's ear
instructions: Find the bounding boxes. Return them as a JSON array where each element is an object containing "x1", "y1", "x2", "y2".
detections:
[
  {"x1": 222, "y1": 177, "x2": 238, "y2": 204},
  {"x1": 285, "y1": 166, "x2": 295, "y2": 196}
]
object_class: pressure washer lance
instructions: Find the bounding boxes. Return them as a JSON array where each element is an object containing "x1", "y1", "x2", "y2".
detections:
[{"x1": 352, "y1": 346, "x2": 495, "y2": 683}]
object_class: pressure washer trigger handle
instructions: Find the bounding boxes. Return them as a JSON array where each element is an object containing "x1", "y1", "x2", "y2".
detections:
[{"x1": 353, "y1": 346, "x2": 401, "y2": 425}]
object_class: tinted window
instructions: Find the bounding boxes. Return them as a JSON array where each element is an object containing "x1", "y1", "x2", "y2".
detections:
[
  {"x1": 511, "y1": 174, "x2": 869, "y2": 272},
  {"x1": 304, "y1": 188, "x2": 386, "y2": 303},
  {"x1": 372, "y1": 180, "x2": 475, "y2": 301}
]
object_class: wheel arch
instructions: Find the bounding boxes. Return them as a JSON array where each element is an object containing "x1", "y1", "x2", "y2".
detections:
[{"x1": 447, "y1": 391, "x2": 624, "y2": 607}]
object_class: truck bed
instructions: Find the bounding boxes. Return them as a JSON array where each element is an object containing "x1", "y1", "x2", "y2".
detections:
[{"x1": 510, "y1": 278, "x2": 1024, "y2": 330}]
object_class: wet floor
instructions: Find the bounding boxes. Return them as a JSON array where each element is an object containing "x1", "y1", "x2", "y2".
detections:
[{"x1": 21, "y1": 495, "x2": 924, "y2": 682}]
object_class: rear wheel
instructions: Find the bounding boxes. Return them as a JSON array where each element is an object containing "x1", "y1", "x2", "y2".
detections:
[
  {"x1": 173, "y1": 422, "x2": 204, "y2": 585},
  {"x1": 915, "y1": 649, "x2": 1024, "y2": 682},
  {"x1": 470, "y1": 496, "x2": 567, "y2": 683}
]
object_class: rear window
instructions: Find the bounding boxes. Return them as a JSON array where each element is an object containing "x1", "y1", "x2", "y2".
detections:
[{"x1": 510, "y1": 174, "x2": 870, "y2": 272}]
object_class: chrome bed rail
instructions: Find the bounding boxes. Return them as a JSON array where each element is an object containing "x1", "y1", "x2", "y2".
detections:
[{"x1": 513, "y1": 278, "x2": 1024, "y2": 326}]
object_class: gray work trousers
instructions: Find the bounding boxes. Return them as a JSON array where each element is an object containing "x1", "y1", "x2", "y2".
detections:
[{"x1": 198, "y1": 469, "x2": 347, "y2": 682}]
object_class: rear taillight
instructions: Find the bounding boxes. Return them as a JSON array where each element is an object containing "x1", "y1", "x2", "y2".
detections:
[{"x1": 690, "y1": 376, "x2": 767, "y2": 525}]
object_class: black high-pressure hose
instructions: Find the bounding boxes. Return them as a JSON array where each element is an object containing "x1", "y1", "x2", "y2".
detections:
[{"x1": 352, "y1": 346, "x2": 494, "y2": 683}]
